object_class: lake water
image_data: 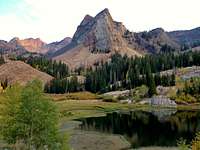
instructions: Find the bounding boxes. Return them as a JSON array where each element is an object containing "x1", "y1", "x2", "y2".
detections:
[{"x1": 79, "y1": 109, "x2": 200, "y2": 148}]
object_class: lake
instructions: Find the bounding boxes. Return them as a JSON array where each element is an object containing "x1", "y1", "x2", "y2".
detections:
[{"x1": 79, "y1": 109, "x2": 200, "y2": 148}]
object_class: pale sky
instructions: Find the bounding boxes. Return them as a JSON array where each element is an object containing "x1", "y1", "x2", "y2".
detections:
[{"x1": 0, "y1": 0, "x2": 200, "y2": 43}]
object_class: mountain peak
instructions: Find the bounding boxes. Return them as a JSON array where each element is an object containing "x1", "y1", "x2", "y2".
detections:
[
  {"x1": 150, "y1": 28, "x2": 165, "y2": 34},
  {"x1": 9, "y1": 37, "x2": 20, "y2": 43},
  {"x1": 95, "y1": 8, "x2": 112, "y2": 20},
  {"x1": 101, "y1": 8, "x2": 110, "y2": 14},
  {"x1": 80, "y1": 15, "x2": 94, "y2": 26}
]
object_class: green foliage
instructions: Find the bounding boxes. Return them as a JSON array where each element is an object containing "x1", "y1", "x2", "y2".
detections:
[
  {"x1": 192, "y1": 132, "x2": 200, "y2": 150},
  {"x1": 0, "y1": 84, "x2": 22, "y2": 144},
  {"x1": 0, "y1": 80, "x2": 64, "y2": 149},
  {"x1": 177, "y1": 132, "x2": 200, "y2": 150},
  {"x1": 176, "y1": 77, "x2": 200, "y2": 104},
  {"x1": 85, "y1": 51, "x2": 200, "y2": 93},
  {"x1": 22, "y1": 56, "x2": 69, "y2": 79},
  {"x1": 175, "y1": 93, "x2": 197, "y2": 104},
  {"x1": 177, "y1": 138, "x2": 190, "y2": 150},
  {"x1": 131, "y1": 85, "x2": 149, "y2": 102},
  {"x1": 45, "y1": 76, "x2": 84, "y2": 94},
  {"x1": 101, "y1": 95, "x2": 117, "y2": 103}
]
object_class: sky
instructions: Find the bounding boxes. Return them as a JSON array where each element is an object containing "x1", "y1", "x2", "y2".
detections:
[{"x1": 0, "y1": 0, "x2": 200, "y2": 43}]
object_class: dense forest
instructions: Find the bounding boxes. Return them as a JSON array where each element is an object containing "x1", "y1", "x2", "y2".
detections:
[
  {"x1": 17, "y1": 51, "x2": 200, "y2": 95},
  {"x1": 85, "y1": 51, "x2": 200, "y2": 94},
  {"x1": 44, "y1": 76, "x2": 84, "y2": 94},
  {"x1": 19, "y1": 56, "x2": 69, "y2": 79}
]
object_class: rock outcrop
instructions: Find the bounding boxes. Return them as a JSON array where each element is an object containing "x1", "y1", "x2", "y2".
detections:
[
  {"x1": 168, "y1": 27, "x2": 200, "y2": 46},
  {"x1": 72, "y1": 8, "x2": 128, "y2": 53},
  {"x1": 147, "y1": 96, "x2": 177, "y2": 107},
  {"x1": 53, "y1": 8, "x2": 142, "y2": 68},
  {"x1": 0, "y1": 37, "x2": 71, "y2": 56},
  {"x1": 15, "y1": 38, "x2": 46, "y2": 53}
]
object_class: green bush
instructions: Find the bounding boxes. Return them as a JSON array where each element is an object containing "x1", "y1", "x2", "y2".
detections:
[
  {"x1": 177, "y1": 138, "x2": 190, "y2": 150},
  {"x1": 175, "y1": 93, "x2": 197, "y2": 104},
  {"x1": 101, "y1": 95, "x2": 117, "y2": 103},
  {"x1": 131, "y1": 85, "x2": 149, "y2": 102}
]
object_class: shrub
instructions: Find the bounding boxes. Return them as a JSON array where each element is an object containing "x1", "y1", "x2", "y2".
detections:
[
  {"x1": 192, "y1": 132, "x2": 200, "y2": 150},
  {"x1": 131, "y1": 85, "x2": 149, "y2": 102},
  {"x1": 101, "y1": 95, "x2": 117, "y2": 102},
  {"x1": 175, "y1": 93, "x2": 197, "y2": 104},
  {"x1": 177, "y1": 138, "x2": 190, "y2": 150}
]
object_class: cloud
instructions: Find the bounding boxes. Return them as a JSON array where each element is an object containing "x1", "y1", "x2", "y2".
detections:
[{"x1": 0, "y1": 0, "x2": 200, "y2": 43}]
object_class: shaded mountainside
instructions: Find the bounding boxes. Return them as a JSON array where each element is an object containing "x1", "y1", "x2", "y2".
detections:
[
  {"x1": 168, "y1": 27, "x2": 200, "y2": 46},
  {"x1": 0, "y1": 61, "x2": 53, "y2": 86},
  {"x1": 0, "y1": 39, "x2": 27, "y2": 56}
]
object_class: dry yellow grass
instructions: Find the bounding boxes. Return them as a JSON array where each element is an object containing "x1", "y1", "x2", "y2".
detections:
[
  {"x1": 0, "y1": 61, "x2": 53, "y2": 86},
  {"x1": 48, "y1": 92, "x2": 100, "y2": 101}
]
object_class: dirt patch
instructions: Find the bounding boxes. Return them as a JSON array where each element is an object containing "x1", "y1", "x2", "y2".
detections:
[{"x1": 69, "y1": 130, "x2": 131, "y2": 150}]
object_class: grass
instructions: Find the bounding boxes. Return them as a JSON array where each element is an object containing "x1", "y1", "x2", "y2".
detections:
[
  {"x1": 55, "y1": 95, "x2": 200, "y2": 122},
  {"x1": 47, "y1": 92, "x2": 100, "y2": 101}
]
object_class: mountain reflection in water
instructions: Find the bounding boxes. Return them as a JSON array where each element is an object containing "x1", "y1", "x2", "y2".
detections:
[{"x1": 79, "y1": 110, "x2": 200, "y2": 148}]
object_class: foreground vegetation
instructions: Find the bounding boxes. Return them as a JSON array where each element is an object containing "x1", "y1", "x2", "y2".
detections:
[
  {"x1": 0, "y1": 80, "x2": 66, "y2": 150},
  {"x1": 178, "y1": 132, "x2": 200, "y2": 150}
]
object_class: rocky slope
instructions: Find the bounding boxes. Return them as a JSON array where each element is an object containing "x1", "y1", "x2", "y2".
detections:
[
  {"x1": 168, "y1": 27, "x2": 200, "y2": 46},
  {"x1": 45, "y1": 37, "x2": 71, "y2": 54},
  {"x1": 121, "y1": 28, "x2": 181, "y2": 53},
  {"x1": 0, "y1": 37, "x2": 71, "y2": 56},
  {"x1": 0, "y1": 39, "x2": 27, "y2": 56},
  {"x1": 12, "y1": 37, "x2": 46, "y2": 53},
  {"x1": 0, "y1": 61, "x2": 53, "y2": 86},
  {"x1": 53, "y1": 9, "x2": 143, "y2": 68}
]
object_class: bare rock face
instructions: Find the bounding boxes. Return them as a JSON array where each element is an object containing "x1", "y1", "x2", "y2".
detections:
[
  {"x1": 45, "y1": 37, "x2": 72, "y2": 54},
  {"x1": 72, "y1": 8, "x2": 128, "y2": 53},
  {"x1": 0, "y1": 37, "x2": 71, "y2": 56},
  {"x1": 125, "y1": 28, "x2": 181, "y2": 53},
  {"x1": 17, "y1": 38, "x2": 46, "y2": 53},
  {"x1": 52, "y1": 8, "x2": 142, "y2": 69},
  {"x1": 8, "y1": 37, "x2": 46, "y2": 53},
  {"x1": 0, "y1": 38, "x2": 27, "y2": 56}
]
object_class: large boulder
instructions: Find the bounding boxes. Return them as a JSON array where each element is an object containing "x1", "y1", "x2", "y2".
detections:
[{"x1": 144, "y1": 96, "x2": 177, "y2": 107}]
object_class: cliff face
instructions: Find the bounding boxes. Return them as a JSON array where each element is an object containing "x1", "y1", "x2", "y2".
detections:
[
  {"x1": 16, "y1": 38, "x2": 46, "y2": 53},
  {"x1": 45, "y1": 37, "x2": 72, "y2": 54},
  {"x1": 53, "y1": 9, "x2": 142, "y2": 68},
  {"x1": 72, "y1": 8, "x2": 128, "y2": 53},
  {"x1": 0, "y1": 38, "x2": 27, "y2": 56}
]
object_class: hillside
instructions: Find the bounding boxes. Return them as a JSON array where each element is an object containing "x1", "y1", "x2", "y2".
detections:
[
  {"x1": 168, "y1": 27, "x2": 200, "y2": 46},
  {"x1": 0, "y1": 61, "x2": 53, "y2": 86}
]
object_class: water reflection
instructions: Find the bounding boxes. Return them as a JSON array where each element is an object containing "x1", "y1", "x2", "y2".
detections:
[{"x1": 79, "y1": 110, "x2": 200, "y2": 148}]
